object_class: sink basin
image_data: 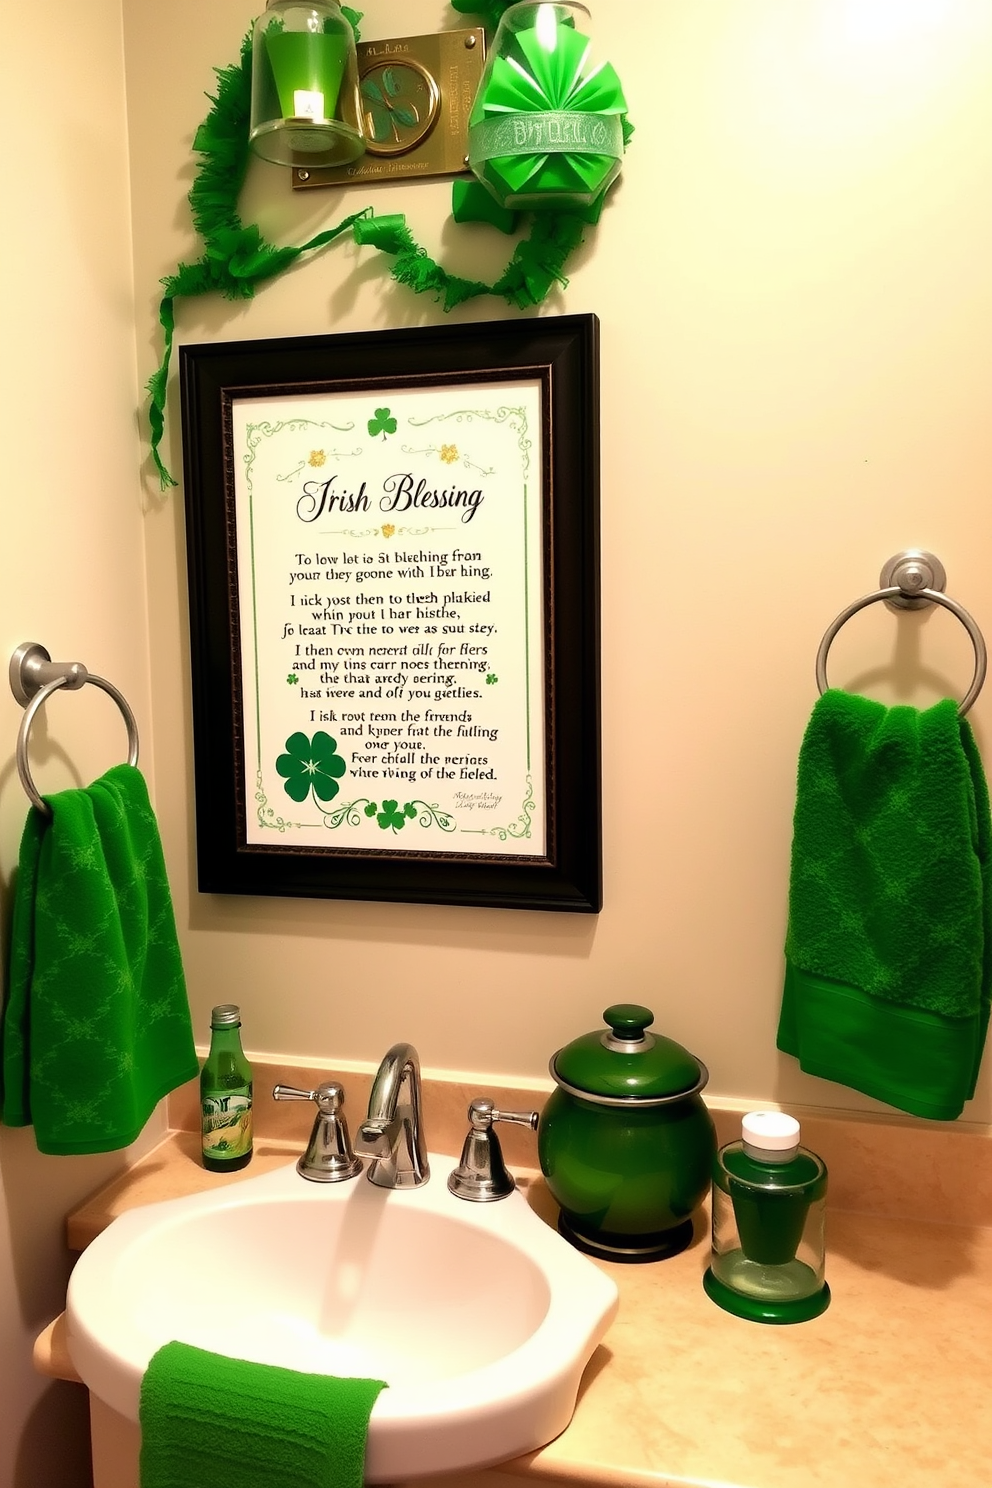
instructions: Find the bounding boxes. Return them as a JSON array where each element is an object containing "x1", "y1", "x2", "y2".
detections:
[{"x1": 65, "y1": 1155, "x2": 618, "y2": 1482}]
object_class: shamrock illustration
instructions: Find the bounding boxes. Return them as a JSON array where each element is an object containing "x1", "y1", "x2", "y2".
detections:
[
  {"x1": 276, "y1": 731, "x2": 347, "y2": 803},
  {"x1": 308, "y1": 450, "x2": 326, "y2": 467},
  {"x1": 485, "y1": 673, "x2": 498, "y2": 685},
  {"x1": 364, "y1": 801, "x2": 378, "y2": 817},
  {"x1": 440, "y1": 444, "x2": 459, "y2": 464},
  {"x1": 361, "y1": 68, "x2": 421, "y2": 146},
  {"x1": 286, "y1": 672, "x2": 299, "y2": 685},
  {"x1": 368, "y1": 407, "x2": 397, "y2": 440},
  {"x1": 376, "y1": 799, "x2": 418, "y2": 832},
  {"x1": 381, "y1": 523, "x2": 396, "y2": 538}
]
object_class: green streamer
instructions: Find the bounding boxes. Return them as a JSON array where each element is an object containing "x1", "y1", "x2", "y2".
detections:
[
  {"x1": 448, "y1": 0, "x2": 517, "y2": 38},
  {"x1": 147, "y1": 11, "x2": 627, "y2": 487},
  {"x1": 146, "y1": 31, "x2": 369, "y2": 487}
]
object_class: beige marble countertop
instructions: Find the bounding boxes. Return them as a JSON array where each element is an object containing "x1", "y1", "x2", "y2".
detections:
[
  {"x1": 37, "y1": 1124, "x2": 992, "y2": 1488},
  {"x1": 521, "y1": 1204, "x2": 991, "y2": 1488}
]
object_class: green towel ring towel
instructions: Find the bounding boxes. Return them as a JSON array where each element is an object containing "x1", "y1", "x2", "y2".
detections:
[
  {"x1": 8, "y1": 641, "x2": 140, "y2": 818},
  {"x1": 815, "y1": 549, "x2": 987, "y2": 718}
]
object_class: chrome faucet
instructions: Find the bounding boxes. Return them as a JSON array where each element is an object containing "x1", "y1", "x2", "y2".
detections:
[{"x1": 353, "y1": 1042, "x2": 430, "y2": 1188}]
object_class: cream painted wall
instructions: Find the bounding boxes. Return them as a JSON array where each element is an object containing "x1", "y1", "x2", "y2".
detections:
[
  {"x1": 0, "y1": 2, "x2": 161, "y2": 1482},
  {"x1": 123, "y1": 0, "x2": 992, "y2": 1125}
]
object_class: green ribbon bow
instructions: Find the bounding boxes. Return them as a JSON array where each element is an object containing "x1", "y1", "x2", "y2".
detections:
[{"x1": 468, "y1": 20, "x2": 629, "y2": 206}]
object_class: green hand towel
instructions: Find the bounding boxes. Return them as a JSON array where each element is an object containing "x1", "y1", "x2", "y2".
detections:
[
  {"x1": 0, "y1": 763, "x2": 198, "y2": 1153},
  {"x1": 139, "y1": 1341, "x2": 387, "y2": 1488},
  {"x1": 778, "y1": 690, "x2": 992, "y2": 1120}
]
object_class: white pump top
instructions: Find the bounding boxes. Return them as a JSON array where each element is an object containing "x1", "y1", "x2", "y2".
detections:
[{"x1": 741, "y1": 1110, "x2": 800, "y2": 1162}]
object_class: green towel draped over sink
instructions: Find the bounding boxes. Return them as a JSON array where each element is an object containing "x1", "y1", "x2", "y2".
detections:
[
  {"x1": 139, "y1": 1341, "x2": 387, "y2": 1488},
  {"x1": 778, "y1": 690, "x2": 992, "y2": 1120},
  {"x1": 0, "y1": 763, "x2": 198, "y2": 1153}
]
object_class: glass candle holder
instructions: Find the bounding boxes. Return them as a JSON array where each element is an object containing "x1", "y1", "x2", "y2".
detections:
[
  {"x1": 704, "y1": 1112, "x2": 830, "y2": 1324},
  {"x1": 249, "y1": 0, "x2": 365, "y2": 168},
  {"x1": 467, "y1": 1, "x2": 628, "y2": 210}
]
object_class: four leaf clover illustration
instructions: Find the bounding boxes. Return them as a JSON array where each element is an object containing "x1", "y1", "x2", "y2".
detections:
[
  {"x1": 440, "y1": 443, "x2": 459, "y2": 464},
  {"x1": 485, "y1": 673, "x2": 498, "y2": 685},
  {"x1": 286, "y1": 672, "x2": 299, "y2": 685},
  {"x1": 276, "y1": 731, "x2": 347, "y2": 803},
  {"x1": 368, "y1": 407, "x2": 397, "y2": 440},
  {"x1": 376, "y1": 799, "x2": 418, "y2": 832},
  {"x1": 308, "y1": 450, "x2": 326, "y2": 466}
]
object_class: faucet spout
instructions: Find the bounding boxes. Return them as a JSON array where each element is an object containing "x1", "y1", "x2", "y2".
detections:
[{"x1": 354, "y1": 1042, "x2": 430, "y2": 1188}]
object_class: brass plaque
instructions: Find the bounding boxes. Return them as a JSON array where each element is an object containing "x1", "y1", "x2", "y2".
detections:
[{"x1": 292, "y1": 28, "x2": 486, "y2": 190}]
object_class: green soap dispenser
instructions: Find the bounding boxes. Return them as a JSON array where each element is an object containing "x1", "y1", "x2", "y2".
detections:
[
  {"x1": 200, "y1": 1005, "x2": 253, "y2": 1173},
  {"x1": 703, "y1": 1111, "x2": 829, "y2": 1323}
]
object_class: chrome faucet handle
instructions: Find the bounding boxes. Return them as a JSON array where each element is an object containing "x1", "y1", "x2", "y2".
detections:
[
  {"x1": 447, "y1": 1098, "x2": 539, "y2": 1203},
  {"x1": 273, "y1": 1081, "x2": 362, "y2": 1184},
  {"x1": 273, "y1": 1084, "x2": 318, "y2": 1102}
]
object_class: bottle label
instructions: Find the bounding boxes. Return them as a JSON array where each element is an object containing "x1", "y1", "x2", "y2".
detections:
[{"x1": 201, "y1": 1092, "x2": 253, "y2": 1162}]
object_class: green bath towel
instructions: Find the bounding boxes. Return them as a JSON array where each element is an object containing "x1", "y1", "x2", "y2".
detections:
[
  {"x1": 778, "y1": 690, "x2": 992, "y2": 1120},
  {"x1": 139, "y1": 1341, "x2": 387, "y2": 1488},
  {"x1": 0, "y1": 763, "x2": 198, "y2": 1153}
]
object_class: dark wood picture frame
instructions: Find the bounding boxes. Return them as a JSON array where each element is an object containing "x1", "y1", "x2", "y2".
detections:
[{"x1": 179, "y1": 316, "x2": 601, "y2": 912}]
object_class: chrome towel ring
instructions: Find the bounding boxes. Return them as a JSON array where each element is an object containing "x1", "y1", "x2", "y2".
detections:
[
  {"x1": 8, "y1": 642, "x2": 140, "y2": 817},
  {"x1": 815, "y1": 551, "x2": 987, "y2": 717}
]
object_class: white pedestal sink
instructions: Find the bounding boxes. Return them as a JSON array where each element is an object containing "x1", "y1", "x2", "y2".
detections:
[{"x1": 66, "y1": 1156, "x2": 618, "y2": 1483}]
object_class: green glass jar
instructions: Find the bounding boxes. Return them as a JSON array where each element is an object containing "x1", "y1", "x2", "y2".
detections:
[
  {"x1": 248, "y1": 0, "x2": 365, "y2": 168},
  {"x1": 467, "y1": 0, "x2": 628, "y2": 211},
  {"x1": 537, "y1": 1005, "x2": 715, "y2": 1261},
  {"x1": 200, "y1": 1005, "x2": 253, "y2": 1173}
]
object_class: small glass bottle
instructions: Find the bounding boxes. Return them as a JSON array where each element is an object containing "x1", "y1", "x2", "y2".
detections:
[
  {"x1": 200, "y1": 1005, "x2": 253, "y2": 1173},
  {"x1": 704, "y1": 1111, "x2": 829, "y2": 1324}
]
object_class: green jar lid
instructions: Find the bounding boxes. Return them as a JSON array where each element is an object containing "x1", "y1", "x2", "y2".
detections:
[{"x1": 550, "y1": 1004, "x2": 707, "y2": 1105}]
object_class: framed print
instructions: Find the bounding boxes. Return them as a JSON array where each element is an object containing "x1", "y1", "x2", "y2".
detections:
[{"x1": 179, "y1": 315, "x2": 600, "y2": 912}]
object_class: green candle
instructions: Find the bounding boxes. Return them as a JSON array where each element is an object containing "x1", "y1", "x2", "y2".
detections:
[{"x1": 264, "y1": 30, "x2": 349, "y2": 121}]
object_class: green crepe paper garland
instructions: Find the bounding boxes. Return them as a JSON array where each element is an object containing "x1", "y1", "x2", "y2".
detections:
[{"x1": 147, "y1": 7, "x2": 632, "y2": 488}]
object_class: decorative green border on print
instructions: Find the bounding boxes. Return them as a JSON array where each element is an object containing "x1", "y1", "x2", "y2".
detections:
[{"x1": 241, "y1": 398, "x2": 543, "y2": 850}]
